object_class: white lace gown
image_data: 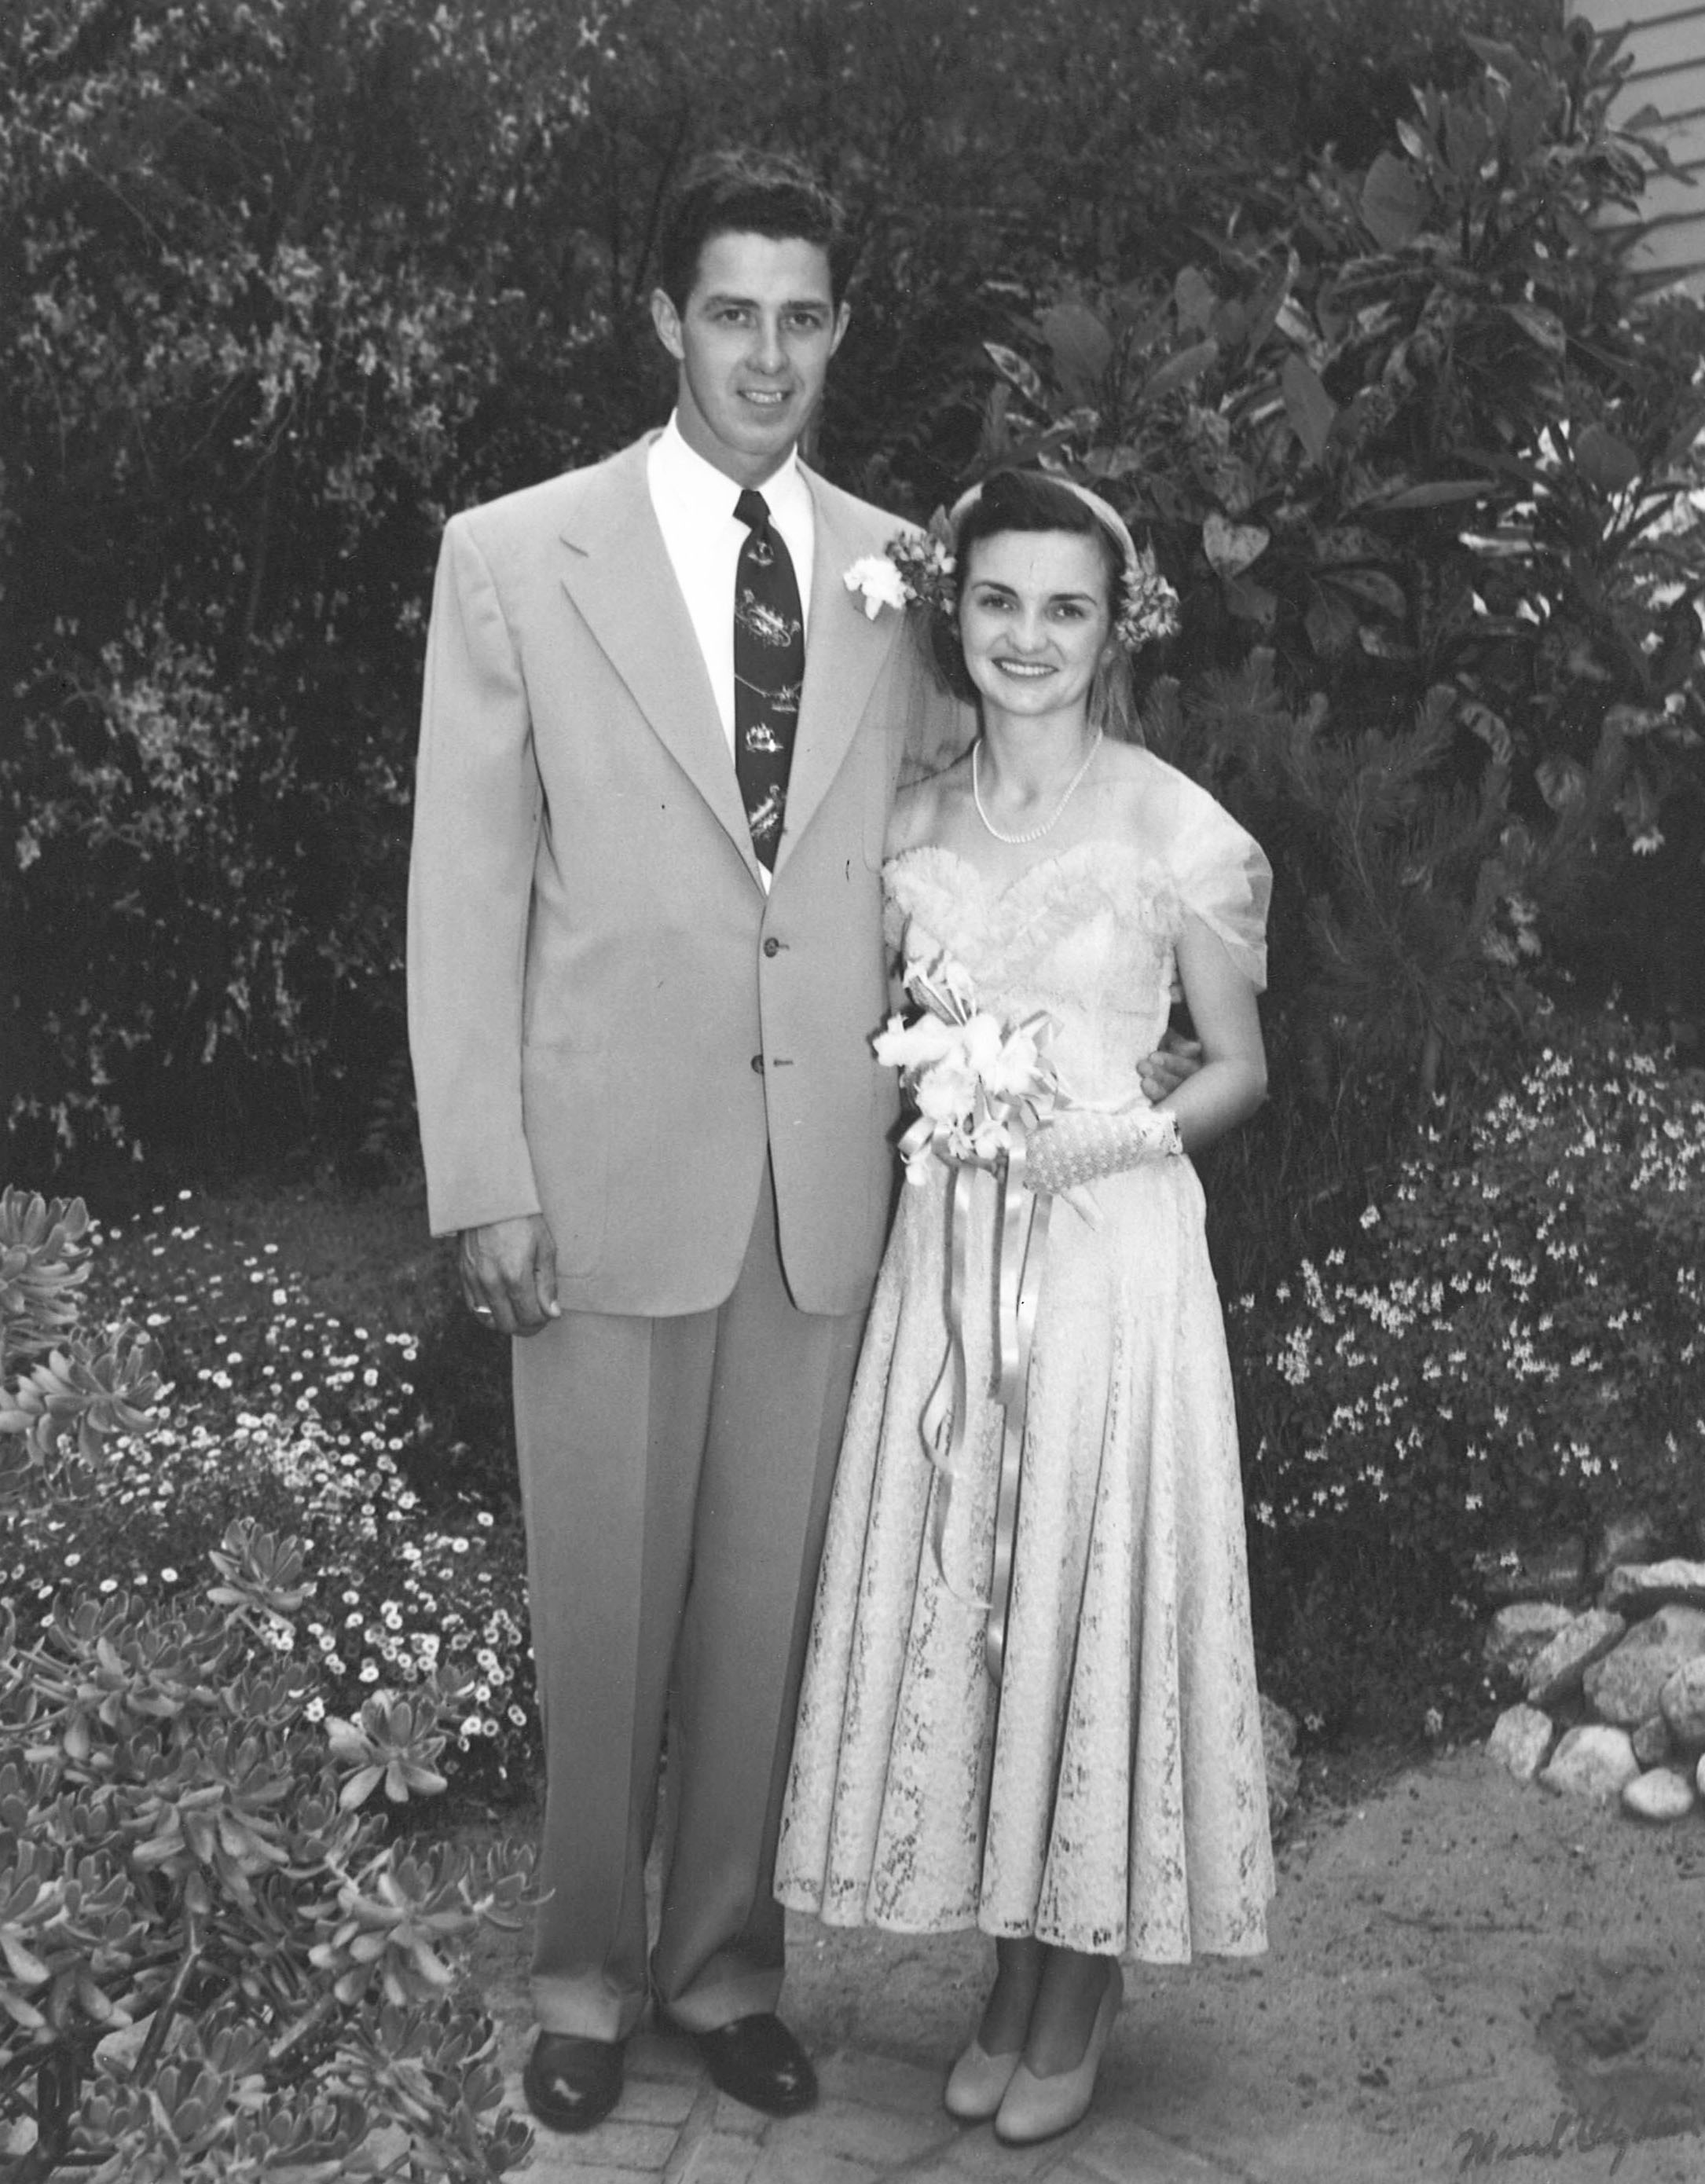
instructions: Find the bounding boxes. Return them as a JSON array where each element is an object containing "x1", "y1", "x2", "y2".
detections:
[{"x1": 775, "y1": 759, "x2": 1275, "y2": 1963}]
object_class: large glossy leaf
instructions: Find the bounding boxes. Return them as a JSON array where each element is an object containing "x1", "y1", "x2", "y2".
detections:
[
  {"x1": 1221, "y1": 573, "x2": 1278, "y2": 626},
  {"x1": 1463, "y1": 35, "x2": 1527, "y2": 76},
  {"x1": 983, "y1": 343, "x2": 1045, "y2": 406},
  {"x1": 1361, "y1": 152, "x2": 1429, "y2": 250},
  {"x1": 1039, "y1": 302, "x2": 1113, "y2": 398},
  {"x1": 1242, "y1": 252, "x2": 1299, "y2": 358},
  {"x1": 1280, "y1": 356, "x2": 1336, "y2": 464},
  {"x1": 1203, "y1": 513, "x2": 1270, "y2": 575},
  {"x1": 1174, "y1": 266, "x2": 1218, "y2": 335},
  {"x1": 1444, "y1": 98, "x2": 1492, "y2": 181},
  {"x1": 1571, "y1": 423, "x2": 1640, "y2": 495},
  {"x1": 1305, "y1": 586, "x2": 1358, "y2": 658},
  {"x1": 1355, "y1": 478, "x2": 1497, "y2": 512},
  {"x1": 1140, "y1": 339, "x2": 1219, "y2": 401},
  {"x1": 1322, "y1": 567, "x2": 1407, "y2": 619},
  {"x1": 1501, "y1": 302, "x2": 1565, "y2": 357}
]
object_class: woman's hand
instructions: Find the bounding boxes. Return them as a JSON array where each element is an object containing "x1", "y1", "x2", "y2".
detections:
[{"x1": 1136, "y1": 1029, "x2": 1202, "y2": 1103}]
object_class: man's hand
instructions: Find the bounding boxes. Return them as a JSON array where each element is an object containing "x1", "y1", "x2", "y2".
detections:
[
  {"x1": 1136, "y1": 1030, "x2": 1204, "y2": 1104},
  {"x1": 459, "y1": 1214, "x2": 561, "y2": 1336}
]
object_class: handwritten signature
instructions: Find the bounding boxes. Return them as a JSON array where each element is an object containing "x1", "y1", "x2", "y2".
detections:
[{"x1": 1454, "y1": 2107, "x2": 1700, "y2": 2175}]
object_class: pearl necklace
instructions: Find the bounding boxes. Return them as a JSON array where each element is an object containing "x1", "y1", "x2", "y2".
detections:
[{"x1": 971, "y1": 728, "x2": 1103, "y2": 845}]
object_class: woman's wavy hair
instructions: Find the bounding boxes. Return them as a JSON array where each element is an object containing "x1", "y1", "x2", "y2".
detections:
[{"x1": 930, "y1": 471, "x2": 1141, "y2": 744}]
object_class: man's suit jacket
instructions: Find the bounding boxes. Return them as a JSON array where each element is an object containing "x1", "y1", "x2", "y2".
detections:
[{"x1": 407, "y1": 434, "x2": 961, "y2": 1318}]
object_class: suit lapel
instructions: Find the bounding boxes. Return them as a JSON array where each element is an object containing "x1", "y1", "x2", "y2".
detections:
[
  {"x1": 777, "y1": 470, "x2": 896, "y2": 870},
  {"x1": 556, "y1": 439, "x2": 761, "y2": 876}
]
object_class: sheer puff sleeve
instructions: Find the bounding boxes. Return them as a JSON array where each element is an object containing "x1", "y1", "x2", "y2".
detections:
[{"x1": 1166, "y1": 770, "x2": 1272, "y2": 994}]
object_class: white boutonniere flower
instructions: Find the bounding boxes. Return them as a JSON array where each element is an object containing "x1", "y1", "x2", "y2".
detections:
[
  {"x1": 844, "y1": 528, "x2": 955, "y2": 624},
  {"x1": 844, "y1": 553, "x2": 908, "y2": 620}
]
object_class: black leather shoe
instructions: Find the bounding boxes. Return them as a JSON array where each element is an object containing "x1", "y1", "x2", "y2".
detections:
[
  {"x1": 663, "y1": 2010, "x2": 818, "y2": 2116},
  {"x1": 522, "y1": 2029, "x2": 625, "y2": 2133}
]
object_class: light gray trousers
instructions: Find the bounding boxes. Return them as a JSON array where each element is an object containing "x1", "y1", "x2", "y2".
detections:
[{"x1": 513, "y1": 1167, "x2": 865, "y2": 2040}]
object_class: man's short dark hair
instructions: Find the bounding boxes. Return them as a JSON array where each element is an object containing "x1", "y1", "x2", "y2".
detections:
[{"x1": 654, "y1": 149, "x2": 852, "y2": 309}]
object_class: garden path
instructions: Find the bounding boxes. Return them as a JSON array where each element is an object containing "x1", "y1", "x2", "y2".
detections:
[{"x1": 469, "y1": 1748, "x2": 1705, "y2": 2183}]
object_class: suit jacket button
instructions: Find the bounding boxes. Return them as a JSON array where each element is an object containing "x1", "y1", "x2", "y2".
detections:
[
  {"x1": 750, "y1": 1054, "x2": 764, "y2": 1073},
  {"x1": 763, "y1": 936, "x2": 782, "y2": 957}
]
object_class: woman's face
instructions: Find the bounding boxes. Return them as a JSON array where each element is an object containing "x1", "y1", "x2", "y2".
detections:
[{"x1": 957, "y1": 528, "x2": 1113, "y2": 725}]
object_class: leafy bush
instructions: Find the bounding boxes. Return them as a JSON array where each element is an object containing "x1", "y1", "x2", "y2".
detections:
[
  {"x1": 1234, "y1": 1015, "x2": 1705, "y2": 1734},
  {"x1": 973, "y1": 16, "x2": 1705, "y2": 1121},
  {"x1": 0, "y1": 1186, "x2": 533, "y2": 2180},
  {"x1": 1, "y1": 0, "x2": 1562, "y2": 1175}
]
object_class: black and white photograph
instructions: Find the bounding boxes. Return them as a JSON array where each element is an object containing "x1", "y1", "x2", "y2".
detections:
[{"x1": 3, "y1": 3, "x2": 1704, "y2": 2179}]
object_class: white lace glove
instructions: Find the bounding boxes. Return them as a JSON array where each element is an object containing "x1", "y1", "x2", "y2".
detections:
[{"x1": 1023, "y1": 1102, "x2": 1182, "y2": 1194}]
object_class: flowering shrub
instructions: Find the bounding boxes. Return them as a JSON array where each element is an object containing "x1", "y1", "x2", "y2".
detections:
[
  {"x1": 0, "y1": 1188, "x2": 533, "y2": 2180},
  {"x1": 1234, "y1": 1015, "x2": 1705, "y2": 1722},
  {"x1": 3, "y1": 1193, "x2": 534, "y2": 1801}
]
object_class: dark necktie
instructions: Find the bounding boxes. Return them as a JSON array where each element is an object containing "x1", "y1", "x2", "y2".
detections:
[{"x1": 733, "y1": 487, "x2": 804, "y2": 870}]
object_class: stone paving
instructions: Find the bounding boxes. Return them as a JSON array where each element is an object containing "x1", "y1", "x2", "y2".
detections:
[
  {"x1": 500, "y1": 2024, "x2": 1250, "y2": 2184},
  {"x1": 476, "y1": 1755, "x2": 1705, "y2": 2184},
  {"x1": 486, "y1": 1911, "x2": 1260, "y2": 2184},
  {"x1": 482, "y1": 1908, "x2": 1383, "y2": 2184}
]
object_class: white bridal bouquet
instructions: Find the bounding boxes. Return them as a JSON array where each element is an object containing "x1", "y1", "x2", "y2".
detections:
[{"x1": 873, "y1": 953, "x2": 1058, "y2": 1180}]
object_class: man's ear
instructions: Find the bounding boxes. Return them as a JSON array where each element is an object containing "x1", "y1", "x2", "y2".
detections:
[
  {"x1": 829, "y1": 300, "x2": 851, "y2": 356},
  {"x1": 650, "y1": 287, "x2": 685, "y2": 363}
]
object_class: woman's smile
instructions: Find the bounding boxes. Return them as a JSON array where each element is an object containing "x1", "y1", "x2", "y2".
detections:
[{"x1": 958, "y1": 530, "x2": 1113, "y2": 727}]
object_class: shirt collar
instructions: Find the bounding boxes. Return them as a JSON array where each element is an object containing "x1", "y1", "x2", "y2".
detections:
[{"x1": 654, "y1": 413, "x2": 807, "y2": 526}]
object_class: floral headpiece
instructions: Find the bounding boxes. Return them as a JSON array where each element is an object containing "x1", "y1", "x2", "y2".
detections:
[{"x1": 844, "y1": 475, "x2": 1179, "y2": 651}]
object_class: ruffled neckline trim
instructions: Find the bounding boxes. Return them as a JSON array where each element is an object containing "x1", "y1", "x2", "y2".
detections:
[{"x1": 885, "y1": 837, "x2": 1166, "y2": 901}]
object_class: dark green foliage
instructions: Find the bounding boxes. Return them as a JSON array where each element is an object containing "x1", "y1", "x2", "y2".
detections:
[{"x1": 2, "y1": 0, "x2": 1582, "y2": 1176}]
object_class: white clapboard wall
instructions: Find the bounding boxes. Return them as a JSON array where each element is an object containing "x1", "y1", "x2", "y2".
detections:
[{"x1": 1571, "y1": 0, "x2": 1705, "y2": 291}]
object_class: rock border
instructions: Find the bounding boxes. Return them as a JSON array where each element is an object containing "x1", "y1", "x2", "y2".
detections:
[{"x1": 1484, "y1": 1558, "x2": 1705, "y2": 1819}]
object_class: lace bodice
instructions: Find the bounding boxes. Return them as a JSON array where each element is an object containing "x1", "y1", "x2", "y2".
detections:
[{"x1": 883, "y1": 776, "x2": 1269, "y2": 1108}]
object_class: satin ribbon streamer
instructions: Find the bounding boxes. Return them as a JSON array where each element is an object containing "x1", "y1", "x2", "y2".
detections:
[{"x1": 919, "y1": 1125, "x2": 1054, "y2": 1684}]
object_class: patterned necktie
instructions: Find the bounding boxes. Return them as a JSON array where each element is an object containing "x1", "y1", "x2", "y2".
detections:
[{"x1": 733, "y1": 487, "x2": 805, "y2": 870}]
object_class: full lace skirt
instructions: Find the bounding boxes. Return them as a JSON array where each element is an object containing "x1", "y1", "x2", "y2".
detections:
[{"x1": 775, "y1": 1150, "x2": 1273, "y2": 1961}]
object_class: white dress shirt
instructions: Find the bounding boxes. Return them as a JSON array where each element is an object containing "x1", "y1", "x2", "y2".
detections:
[{"x1": 647, "y1": 415, "x2": 817, "y2": 758}]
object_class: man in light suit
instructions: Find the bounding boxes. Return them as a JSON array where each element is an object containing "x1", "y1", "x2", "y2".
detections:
[{"x1": 407, "y1": 152, "x2": 964, "y2": 2134}]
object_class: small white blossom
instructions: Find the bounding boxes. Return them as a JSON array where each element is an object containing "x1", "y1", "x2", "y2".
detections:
[{"x1": 843, "y1": 554, "x2": 907, "y2": 618}]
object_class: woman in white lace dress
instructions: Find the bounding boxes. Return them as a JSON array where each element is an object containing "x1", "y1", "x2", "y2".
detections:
[{"x1": 774, "y1": 471, "x2": 1274, "y2": 2144}]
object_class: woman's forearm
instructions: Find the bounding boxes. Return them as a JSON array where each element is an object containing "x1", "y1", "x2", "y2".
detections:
[{"x1": 1156, "y1": 1054, "x2": 1266, "y2": 1157}]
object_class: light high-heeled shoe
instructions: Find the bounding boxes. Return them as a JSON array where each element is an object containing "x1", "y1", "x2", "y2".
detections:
[
  {"x1": 943, "y1": 2034, "x2": 1024, "y2": 2121},
  {"x1": 993, "y1": 1961, "x2": 1122, "y2": 2146}
]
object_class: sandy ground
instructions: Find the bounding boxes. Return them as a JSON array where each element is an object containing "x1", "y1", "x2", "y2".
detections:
[{"x1": 473, "y1": 1746, "x2": 1705, "y2": 2182}]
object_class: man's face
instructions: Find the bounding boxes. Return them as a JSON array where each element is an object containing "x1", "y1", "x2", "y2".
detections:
[{"x1": 651, "y1": 230, "x2": 849, "y2": 486}]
